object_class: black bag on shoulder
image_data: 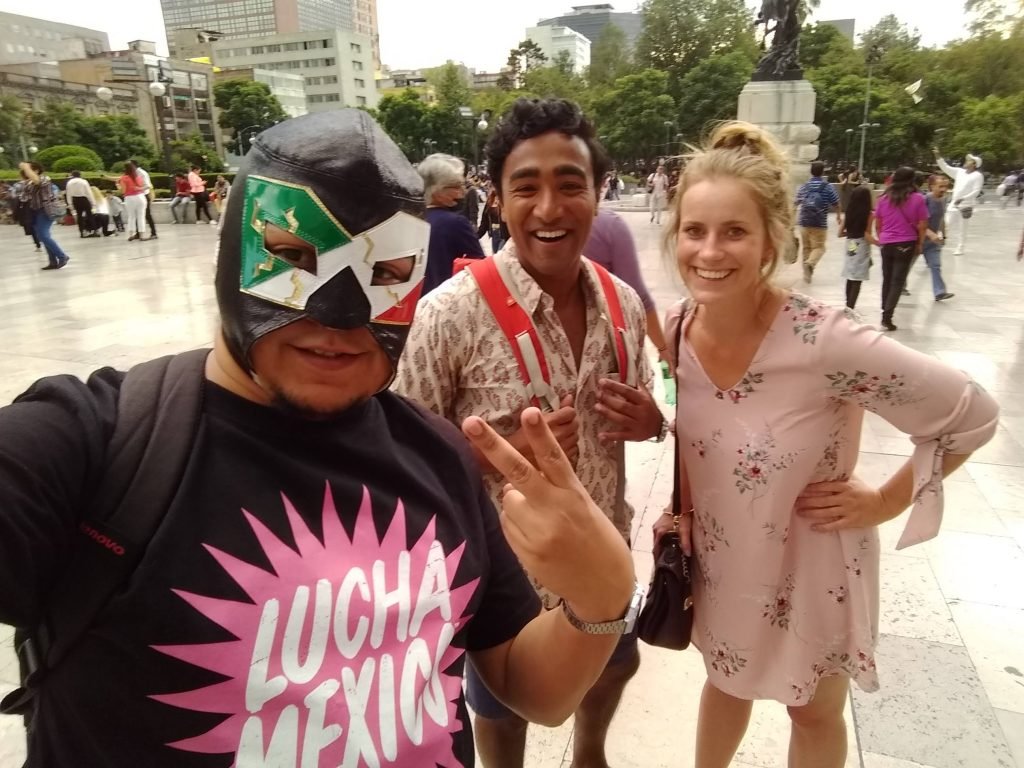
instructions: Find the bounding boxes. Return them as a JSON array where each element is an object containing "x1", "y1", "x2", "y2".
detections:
[
  {"x1": 637, "y1": 303, "x2": 694, "y2": 650},
  {"x1": 0, "y1": 349, "x2": 209, "y2": 727}
]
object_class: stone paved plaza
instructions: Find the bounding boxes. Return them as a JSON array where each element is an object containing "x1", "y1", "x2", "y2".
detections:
[{"x1": 1, "y1": 203, "x2": 1023, "y2": 767}]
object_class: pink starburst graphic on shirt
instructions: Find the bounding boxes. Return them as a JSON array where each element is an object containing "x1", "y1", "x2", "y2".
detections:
[{"x1": 150, "y1": 484, "x2": 477, "y2": 767}]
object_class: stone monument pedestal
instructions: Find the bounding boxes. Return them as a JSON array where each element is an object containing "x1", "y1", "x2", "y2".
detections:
[{"x1": 737, "y1": 79, "x2": 820, "y2": 185}]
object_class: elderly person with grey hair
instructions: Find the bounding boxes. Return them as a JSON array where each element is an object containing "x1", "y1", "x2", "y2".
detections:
[{"x1": 420, "y1": 153, "x2": 485, "y2": 294}]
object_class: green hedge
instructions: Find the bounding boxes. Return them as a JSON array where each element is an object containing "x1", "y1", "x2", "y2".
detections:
[
  {"x1": 52, "y1": 155, "x2": 103, "y2": 173},
  {"x1": 0, "y1": 170, "x2": 236, "y2": 191},
  {"x1": 35, "y1": 144, "x2": 103, "y2": 170}
]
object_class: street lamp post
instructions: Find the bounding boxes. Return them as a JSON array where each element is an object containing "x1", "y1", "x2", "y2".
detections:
[
  {"x1": 663, "y1": 121, "x2": 673, "y2": 158},
  {"x1": 237, "y1": 124, "x2": 263, "y2": 155},
  {"x1": 858, "y1": 122, "x2": 881, "y2": 173},
  {"x1": 844, "y1": 128, "x2": 854, "y2": 167},
  {"x1": 856, "y1": 45, "x2": 882, "y2": 173}
]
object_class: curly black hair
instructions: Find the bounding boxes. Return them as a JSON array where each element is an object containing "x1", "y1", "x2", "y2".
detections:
[{"x1": 485, "y1": 98, "x2": 608, "y2": 200}]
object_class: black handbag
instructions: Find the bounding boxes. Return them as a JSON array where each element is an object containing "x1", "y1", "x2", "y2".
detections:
[{"x1": 637, "y1": 306, "x2": 694, "y2": 649}]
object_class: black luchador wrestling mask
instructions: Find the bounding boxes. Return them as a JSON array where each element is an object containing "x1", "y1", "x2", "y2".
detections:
[{"x1": 215, "y1": 110, "x2": 429, "y2": 375}]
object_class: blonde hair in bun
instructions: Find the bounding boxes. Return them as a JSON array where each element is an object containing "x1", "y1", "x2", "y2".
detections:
[{"x1": 663, "y1": 120, "x2": 793, "y2": 282}]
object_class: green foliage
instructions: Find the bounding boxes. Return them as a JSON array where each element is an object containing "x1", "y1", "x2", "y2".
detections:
[
  {"x1": 427, "y1": 62, "x2": 473, "y2": 112},
  {"x1": 500, "y1": 40, "x2": 548, "y2": 89},
  {"x1": 588, "y1": 24, "x2": 635, "y2": 90},
  {"x1": 676, "y1": 50, "x2": 756, "y2": 142},
  {"x1": 166, "y1": 133, "x2": 225, "y2": 174},
  {"x1": 635, "y1": 0, "x2": 757, "y2": 100},
  {"x1": 377, "y1": 89, "x2": 433, "y2": 160},
  {"x1": 78, "y1": 115, "x2": 157, "y2": 169},
  {"x1": 592, "y1": 69, "x2": 677, "y2": 164},
  {"x1": 35, "y1": 144, "x2": 104, "y2": 170},
  {"x1": 25, "y1": 102, "x2": 84, "y2": 147},
  {"x1": 213, "y1": 79, "x2": 288, "y2": 154},
  {"x1": 51, "y1": 154, "x2": 103, "y2": 173},
  {"x1": 947, "y1": 94, "x2": 1024, "y2": 169},
  {"x1": 0, "y1": 95, "x2": 24, "y2": 153}
]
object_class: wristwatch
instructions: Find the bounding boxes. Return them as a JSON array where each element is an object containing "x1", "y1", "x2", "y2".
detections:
[
  {"x1": 560, "y1": 581, "x2": 645, "y2": 635},
  {"x1": 649, "y1": 416, "x2": 669, "y2": 443}
]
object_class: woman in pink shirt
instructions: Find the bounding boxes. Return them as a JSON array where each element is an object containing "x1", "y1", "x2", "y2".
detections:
[
  {"x1": 188, "y1": 165, "x2": 215, "y2": 224},
  {"x1": 870, "y1": 167, "x2": 928, "y2": 331},
  {"x1": 118, "y1": 162, "x2": 149, "y2": 242}
]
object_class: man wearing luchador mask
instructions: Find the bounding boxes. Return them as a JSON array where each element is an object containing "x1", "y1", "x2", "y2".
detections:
[{"x1": 0, "y1": 109, "x2": 638, "y2": 767}]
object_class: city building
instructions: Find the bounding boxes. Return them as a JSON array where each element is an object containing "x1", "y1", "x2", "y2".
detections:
[
  {"x1": 525, "y1": 24, "x2": 591, "y2": 73},
  {"x1": 0, "y1": 12, "x2": 109, "y2": 66},
  {"x1": 536, "y1": 4, "x2": 643, "y2": 52},
  {"x1": 162, "y1": 0, "x2": 354, "y2": 50},
  {"x1": 49, "y1": 42, "x2": 224, "y2": 158},
  {"x1": 214, "y1": 67, "x2": 308, "y2": 118},
  {"x1": 351, "y1": 0, "x2": 381, "y2": 74},
  {"x1": 375, "y1": 67, "x2": 433, "y2": 102},
  {"x1": 472, "y1": 70, "x2": 510, "y2": 90},
  {"x1": 0, "y1": 69, "x2": 141, "y2": 127},
  {"x1": 211, "y1": 29, "x2": 377, "y2": 111},
  {"x1": 822, "y1": 18, "x2": 857, "y2": 42}
]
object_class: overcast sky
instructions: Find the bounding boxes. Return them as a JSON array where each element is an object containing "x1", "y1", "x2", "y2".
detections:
[{"x1": 0, "y1": 0, "x2": 976, "y2": 71}]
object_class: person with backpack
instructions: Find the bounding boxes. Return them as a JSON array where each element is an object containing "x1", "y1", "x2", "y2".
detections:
[
  {"x1": 17, "y1": 161, "x2": 69, "y2": 270},
  {"x1": 794, "y1": 161, "x2": 840, "y2": 283},
  {"x1": 395, "y1": 98, "x2": 662, "y2": 768},
  {"x1": 9, "y1": 173, "x2": 42, "y2": 252},
  {"x1": 0, "y1": 109, "x2": 639, "y2": 768}
]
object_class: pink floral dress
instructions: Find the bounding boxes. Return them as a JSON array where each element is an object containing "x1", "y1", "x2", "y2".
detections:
[{"x1": 666, "y1": 292, "x2": 999, "y2": 705}]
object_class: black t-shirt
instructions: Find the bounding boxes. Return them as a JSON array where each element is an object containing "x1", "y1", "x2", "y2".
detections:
[{"x1": 0, "y1": 368, "x2": 539, "y2": 767}]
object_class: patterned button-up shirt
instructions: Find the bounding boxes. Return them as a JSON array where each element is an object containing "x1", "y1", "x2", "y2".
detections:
[{"x1": 394, "y1": 244, "x2": 653, "y2": 554}]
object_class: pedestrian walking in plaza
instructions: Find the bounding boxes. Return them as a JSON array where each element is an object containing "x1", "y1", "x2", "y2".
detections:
[
  {"x1": 9, "y1": 173, "x2": 42, "y2": 251},
  {"x1": 0, "y1": 109, "x2": 637, "y2": 768},
  {"x1": 397, "y1": 98, "x2": 658, "y2": 768},
  {"x1": 872, "y1": 167, "x2": 929, "y2": 331},
  {"x1": 837, "y1": 168, "x2": 862, "y2": 214},
  {"x1": 923, "y1": 174, "x2": 955, "y2": 302},
  {"x1": 655, "y1": 120, "x2": 999, "y2": 768},
  {"x1": 169, "y1": 172, "x2": 192, "y2": 223},
  {"x1": 839, "y1": 183, "x2": 875, "y2": 309},
  {"x1": 795, "y1": 161, "x2": 840, "y2": 283},
  {"x1": 118, "y1": 162, "x2": 149, "y2": 241},
  {"x1": 64, "y1": 171, "x2": 95, "y2": 238},
  {"x1": 105, "y1": 191, "x2": 125, "y2": 232},
  {"x1": 212, "y1": 174, "x2": 231, "y2": 215},
  {"x1": 932, "y1": 148, "x2": 983, "y2": 255},
  {"x1": 476, "y1": 186, "x2": 509, "y2": 254},
  {"x1": 418, "y1": 153, "x2": 485, "y2": 294},
  {"x1": 998, "y1": 170, "x2": 1018, "y2": 209},
  {"x1": 648, "y1": 162, "x2": 669, "y2": 224},
  {"x1": 17, "y1": 161, "x2": 69, "y2": 269},
  {"x1": 188, "y1": 165, "x2": 215, "y2": 224},
  {"x1": 131, "y1": 162, "x2": 158, "y2": 240}
]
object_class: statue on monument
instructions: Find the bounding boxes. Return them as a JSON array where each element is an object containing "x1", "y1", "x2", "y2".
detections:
[{"x1": 754, "y1": 0, "x2": 803, "y2": 80}]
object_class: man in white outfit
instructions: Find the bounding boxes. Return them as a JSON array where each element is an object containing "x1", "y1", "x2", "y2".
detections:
[
  {"x1": 932, "y1": 148, "x2": 984, "y2": 255},
  {"x1": 647, "y1": 163, "x2": 668, "y2": 225}
]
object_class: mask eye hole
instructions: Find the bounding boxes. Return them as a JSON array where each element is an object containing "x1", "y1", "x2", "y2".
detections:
[
  {"x1": 264, "y1": 222, "x2": 318, "y2": 275},
  {"x1": 371, "y1": 256, "x2": 415, "y2": 286}
]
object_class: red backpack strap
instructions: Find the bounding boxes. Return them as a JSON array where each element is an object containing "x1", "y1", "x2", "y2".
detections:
[
  {"x1": 467, "y1": 259, "x2": 559, "y2": 412},
  {"x1": 588, "y1": 260, "x2": 636, "y2": 386}
]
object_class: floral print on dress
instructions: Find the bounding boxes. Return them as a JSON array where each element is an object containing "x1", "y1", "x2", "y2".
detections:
[
  {"x1": 784, "y1": 294, "x2": 828, "y2": 344},
  {"x1": 763, "y1": 522, "x2": 790, "y2": 544},
  {"x1": 764, "y1": 574, "x2": 796, "y2": 630},
  {"x1": 707, "y1": 630, "x2": 749, "y2": 678},
  {"x1": 828, "y1": 586, "x2": 848, "y2": 604},
  {"x1": 825, "y1": 370, "x2": 917, "y2": 410},
  {"x1": 732, "y1": 426, "x2": 801, "y2": 496},
  {"x1": 715, "y1": 371, "x2": 764, "y2": 404},
  {"x1": 695, "y1": 506, "x2": 729, "y2": 552}
]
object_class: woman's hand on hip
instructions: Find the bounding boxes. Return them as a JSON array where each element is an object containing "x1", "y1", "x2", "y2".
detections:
[{"x1": 795, "y1": 475, "x2": 899, "y2": 532}]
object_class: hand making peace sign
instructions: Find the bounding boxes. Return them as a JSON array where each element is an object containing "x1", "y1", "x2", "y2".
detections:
[{"x1": 462, "y1": 408, "x2": 635, "y2": 624}]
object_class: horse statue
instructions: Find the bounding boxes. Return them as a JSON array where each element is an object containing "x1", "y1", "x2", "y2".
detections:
[{"x1": 754, "y1": 0, "x2": 802, "y2": 80}]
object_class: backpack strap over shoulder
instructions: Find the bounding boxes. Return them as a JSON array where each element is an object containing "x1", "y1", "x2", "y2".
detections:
[
  {"x1": 586, "y1": 259, "x2": 635, "y2": 388},
  {"x1": 0, "y1": 348, "x2": 209, "y2": 719}
]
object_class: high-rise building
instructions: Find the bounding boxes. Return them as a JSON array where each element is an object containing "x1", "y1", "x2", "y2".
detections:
[
  {"x1": 212, "y1": 29, "x2": 377, "y2": 112},
  {"x1": 350, "y1": 0, "x2": 380, "y2": 73},
  {"x1": 526, "y1": 25, "x2": 591, "y2": 73},
  {"x1": 537, "y1": 4, "x2": 643, "y2": 52},
  {"x1": 0, "y1": 12, "x2": 109, "y2": 66},
  {"x1": 162, "y1": 0, "x2": 354, "y2": 54}
]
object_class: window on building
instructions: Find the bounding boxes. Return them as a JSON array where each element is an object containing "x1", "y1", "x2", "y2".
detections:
[
  {"x1": 352, "y1": 61, "x2": 363, "y2": 71},
  {"x1": 325, "y1": 94, "x2": 340, "y2": 102},
  {"x1": 306, "y1": 76, "x2": 321, "y2": 86},
  {"x1": 325, "y1": 57, "x2": 335, "y2": 66},
  {"x1": 283, "y1": 42, "x2": 300, "y2": 51},
  {"x1": 267, "y1": 44, "x2": 282, "y2": 52},
  {"x1": 191, "y1": 73, "x2": 208, "y2": 90},
  {"x1": 308, "y1": 94, "x2": 323, "y2": 103},
  {"x1": 354, "y1": 78, "x2": 365, "y2": 88},
  {"x1": 356, "y1": 96, "x2": 367, "y2": 106},
  {"x1": 349, "y1": 43, "x2": 361, "y2": 53},
  {"x1": 322, "y1": 39, "x2": 333, "y2": 48},
  {"x1": 322, "y1": 75, "x2": 337, "y2": 84},
  {"x1": 251, "y1": 46, "x2": 265, "y2": 54}
]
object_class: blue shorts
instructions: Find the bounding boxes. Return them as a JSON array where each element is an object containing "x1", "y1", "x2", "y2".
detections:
[{"x1": 464, "y1": 625, "x2": 640, "y2": 720}]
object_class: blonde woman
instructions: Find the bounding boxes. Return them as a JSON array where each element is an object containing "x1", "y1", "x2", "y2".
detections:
[{"x1": 653, "y1": 122, "x2": 1000, "y2": 768}]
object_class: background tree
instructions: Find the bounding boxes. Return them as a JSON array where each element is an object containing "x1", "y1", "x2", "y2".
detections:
[
  {"x1": 35, "y1": 144, "x2": 104, "y2": 170},
  {"x1": 0, "y1": 96, "x2": 25, "y2": 166},
  {"x1": 592, "y1": 69, "x2": 676, "y2": 168},
  {"x1": 213, "y1": 79, "x2": 288, "y2": 154},
  {"x1": 635, "y1": 0, "x2": 757, "y2": 100},
  {"x1": 587, "y1": 25, "x2": 635, "y2": 90},
  {"x1": 427, "y1": 61, "x2": 473, "y2": 111},
  {"x1": 498, "y1": 40, "x2": 548, "y2": 89},
  {"x1": 376, "y1": 89, "x2": 432, "y2": 160},
  {"x1": 676, "y1": 50, "x2": 756, "y2": 142},
  {"x1": 167, "y1": 132, "x2": 225, "y2": 173},
  {"x1": 25, "y1": 102, "x2": 84, "y2": 148},
  {"x1": 78, "y1": 115, "x2": 157, "y2": 170}
]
